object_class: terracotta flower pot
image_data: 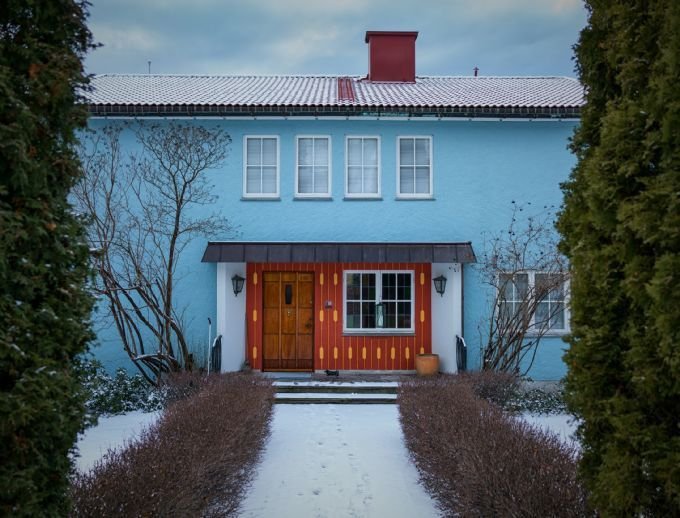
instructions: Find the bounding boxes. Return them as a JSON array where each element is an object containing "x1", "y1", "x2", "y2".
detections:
[{"x1": 415, "y1": 353, "x2": 439, "y2": 376}]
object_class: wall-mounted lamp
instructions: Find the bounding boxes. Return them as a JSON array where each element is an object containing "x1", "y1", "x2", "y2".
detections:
[
  {"x1": 433, "y1": 275, "x2": 447, "y2": 297},
  {"x1": 231, "y1": 274, "x2": 245, "y2": 296},
  {"x1": 375, "y1": 302, "x2": 385, "y2": 328}
]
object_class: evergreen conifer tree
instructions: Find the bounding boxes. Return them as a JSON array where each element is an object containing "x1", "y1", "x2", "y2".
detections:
[
  {"x1": 0, "y1": 1, "x2": 94, "y2": 514},
  {"x1": 558, "y1": 1, "x2": 680, "y2": 514}
]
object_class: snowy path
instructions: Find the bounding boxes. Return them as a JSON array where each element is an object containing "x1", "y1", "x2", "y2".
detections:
[{"x1": 239, "y1": 404, "x2": 440, "y2": 518}]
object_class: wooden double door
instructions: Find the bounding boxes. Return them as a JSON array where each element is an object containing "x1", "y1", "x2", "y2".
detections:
[{"x1": 262, "y1": 272, "x2": 314, "y2": 371}]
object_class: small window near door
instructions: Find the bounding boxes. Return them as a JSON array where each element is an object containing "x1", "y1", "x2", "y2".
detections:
[{"x1": 344, "y1": 270, "x2": 414, "y2": 333}]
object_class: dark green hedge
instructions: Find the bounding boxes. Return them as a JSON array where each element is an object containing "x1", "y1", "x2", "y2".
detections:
[
  {"x1": 558, "y1": 1, "x2": 680, "y2": 515},
  {"x1": 0, "y1": 1, "x2": 94, "y2": 515}
]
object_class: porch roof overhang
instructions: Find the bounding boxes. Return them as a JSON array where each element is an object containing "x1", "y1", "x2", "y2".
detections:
[{"x1": 201, "y1": 241, "x2": 476, "y2": 264}]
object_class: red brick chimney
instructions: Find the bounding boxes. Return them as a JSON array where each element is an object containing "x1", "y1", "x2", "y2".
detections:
[{"x1": 365, "y1": 31, "x2": 418, "y2": 82}]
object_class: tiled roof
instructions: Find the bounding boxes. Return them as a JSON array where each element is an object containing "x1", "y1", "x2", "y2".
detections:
[{"x1": 85, "y1": 74, "x2": 584, "y2": 116}]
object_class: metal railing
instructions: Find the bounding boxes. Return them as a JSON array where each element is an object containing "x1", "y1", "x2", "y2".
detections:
[{"x1": 456, "y1": 335, "x2": 468, "y2": 372}]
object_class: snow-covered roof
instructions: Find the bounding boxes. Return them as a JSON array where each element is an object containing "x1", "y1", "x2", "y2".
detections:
[{"x1": 86, "y1": 74, "x2": 584, "y2": 118}]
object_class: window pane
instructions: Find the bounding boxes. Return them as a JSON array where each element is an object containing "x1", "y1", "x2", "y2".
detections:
[
  {"x1": 551, "y1": 303, "x2": 565, "y2": 329},
  {"x1": 347, "y1": 166, "x2": 362, "y2": 193},
  {"x1": 398, "y1": 274, "x2": 411, "y2": 299},
  {"x1": 400, "y1": 167, "x2": 414, "y2": 193},
  {"x1": 364, "y1": 166, "x2": 378, "y2": 193},
  {"x1": 362, "y1": 302, "x2": 376, "y2": 328},
  {"x1": 261, "y1": 166, "x2": 277, "y2": 193},
  {"x1": 397, "y1": 301, "x2": 411, "y2": 328},
  {"x1": 314, "y1": 166, "x2": 329, "y2": 193},
  {"x1": 348, "y1": 139, "x2": 362, "y2": 165},
  {"x1": 314, "y1": 138, "x2": 329, "y2": 165},
  {"x1": 246, "y1": 139, "x2": 261, "y2": 166},
  {"x1": 298, "y1": 138, "x2": 313, "y2": 166},
  {"x1": 298, "y1": 166, "x2": 313, "y2": 193},
  {"x1": 535, "y1": 301, "x2": 550, "y2": 328},
  {"x1": 382, "y1": 302, "x2": 395, "y2": 328},
  {"x1": 400, "y1": 138, "x2": 414, "y2": 166},
  {"x1": 382, "y1": 273, "x2": 396, "y2": 300},
  {"x1": 346, "y1": 273, "x2": 360, "y2": 299},
  {"x1": 514, "y1": 274, "x2": 529, "y2": 299},
  {"x1": 361, "y1": 273, "x2": 375, "y2": 300},
  {"x1": 246, "y1": 166, "x2": 260, "y2": 193},
  {"x1": 415, "y1": 138, "x2": 430, "y2": 165},
  {"x1": 262, "y1": 138, "x2": 277, "y2": 165},
  {"x1": 415, "y1": 166, "x2": 430, "y2": 193},
  {"x1": 346, "y1": 302, "x2": 360, "y2": 328},
  {"x1": 363, "y1": 138, "x2": 378, "y2": 166}
]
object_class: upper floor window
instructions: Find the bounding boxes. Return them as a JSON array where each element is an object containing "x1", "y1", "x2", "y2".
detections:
[
  {"x1": 344, "y1": 271, "x2": 414, "y2": 333},
  {"x1": 499, "y1": 271, "x2": 569, "y2": 333},
  {"x1": 244, "y1": 136, "x2": 279, "y2": 198},
  {"x1": 296, "y1": 136, "x2": 331, "y2": 197},
  {"x1": 346, "y1": 136, "x2": 380, "y2": 198},
  {"x1": 398, "y1": 136, "x2": 432, "y2": 198}
]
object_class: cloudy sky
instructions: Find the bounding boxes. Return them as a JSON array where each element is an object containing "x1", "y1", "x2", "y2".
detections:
[{"x1": 85, "y1": 0, "x2": 588, "y2": 78}]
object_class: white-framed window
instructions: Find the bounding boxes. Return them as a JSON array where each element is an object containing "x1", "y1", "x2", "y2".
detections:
[
  {"x1": 343, "y1": 270, "x2": 414, "y2": 333},
  {"x1": 345, "y1": 136, "x2": 380, "y2": 197},
  {"x1": 499, "y1": 271, "x2": 569, "y2": 333},
  {"x1": 397, "y1": 136, "x2": 432, "y2": 197},
  {"x1": 296, "y1": 136, "x2": 331, "y2": 197},
  {"x1": 243, "y1": 136, "x2": 279, "y2": 198}
]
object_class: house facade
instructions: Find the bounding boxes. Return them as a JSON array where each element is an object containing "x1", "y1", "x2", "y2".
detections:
[{"x1": 85, "y1": 32, "x2": 583, "y2": 380}]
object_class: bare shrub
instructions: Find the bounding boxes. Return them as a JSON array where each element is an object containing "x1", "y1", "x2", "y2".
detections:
[
  {"x1": 399, "y1": 374, "x2": 589, "y2": 517},
  {"x1": 461, "y1": 369, "x2": 520, "y2": 408},
  {"x1": 69, "y1": 373, "x2": 274, "y2": 517}
]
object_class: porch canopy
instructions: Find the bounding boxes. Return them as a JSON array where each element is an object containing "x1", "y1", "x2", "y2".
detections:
[{"x1": 201, "y1": 241, "x2": 476, "y2": 264}]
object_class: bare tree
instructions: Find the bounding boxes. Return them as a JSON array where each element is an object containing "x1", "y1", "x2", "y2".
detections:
[
  {"x1": 478, "y1": 202, "x2": 569, "y2": 376},
  {"x1": 74, "y1": 122, "x2": 233, "y2": 384}
]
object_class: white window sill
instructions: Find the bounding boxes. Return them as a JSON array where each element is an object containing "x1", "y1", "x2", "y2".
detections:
[
  {"x1": 395, "y1": 195, "x2": 434, "y2": 201},
  {"x1": 294, "y1": 195, "x2": 333, "y2": 201},
  {"x1": 525, "y1": 330, "x2": 570, "y2": 338},
  {"x1": 241, "y1": 196, "x2": 281, "y2": 201},
  {"x1": 343, "y1": 330, "x2": 415, "y2": 336},
  {"x1": 343, "y1": 196, "x2": 383, "y2": 201}
]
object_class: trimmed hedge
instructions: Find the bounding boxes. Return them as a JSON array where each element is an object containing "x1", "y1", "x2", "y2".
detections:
[
  {"x1": 399, "y1": 375, "x2": 589, "y2": 517},
  {"x1": 69, "y1": 373, "x2": 274, "y2": 517}
]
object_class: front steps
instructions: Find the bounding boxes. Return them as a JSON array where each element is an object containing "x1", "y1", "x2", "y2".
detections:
[{"x1": 273, "y1": 381, "x2": 398, "y2": 404}]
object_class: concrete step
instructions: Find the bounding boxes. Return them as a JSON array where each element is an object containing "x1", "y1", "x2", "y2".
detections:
[
  {"x1": 274, "y1": 383, "x2": 398, "y2": 395},
  {"x1": 273, "y1": 381, "x2": 399, "y2": 404},
  {"x1": 275, "y1": 392, "x2": 397, "y2": 404}
]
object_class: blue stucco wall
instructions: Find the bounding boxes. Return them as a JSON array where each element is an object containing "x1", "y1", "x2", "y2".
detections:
[{"x1": 86, "y1": 117, "x2": 576, "y2": 380}]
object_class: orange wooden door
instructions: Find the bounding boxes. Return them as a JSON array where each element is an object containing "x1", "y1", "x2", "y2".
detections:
[{"x1": 262, "y1": 272, "x2": 314, "y2": 371}]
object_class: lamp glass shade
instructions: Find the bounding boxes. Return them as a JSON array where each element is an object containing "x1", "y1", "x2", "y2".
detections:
[
  {"x1": 375, "y1": 302, "x2": 385, "y2": 328},
  {"x1": 231, "y1": 274, "x2": 245, "y2": 296},
  {"x1": 433, "y1": 275, "x2": 447, "y2": 296}
]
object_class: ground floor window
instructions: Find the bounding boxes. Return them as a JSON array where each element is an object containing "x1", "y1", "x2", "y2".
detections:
[
  {"x1": 499, "y1": 271, "x2": 569, "y2": 333},
  {"x1": 344, "y1": 271, "x2": 414, "y2": 332}
]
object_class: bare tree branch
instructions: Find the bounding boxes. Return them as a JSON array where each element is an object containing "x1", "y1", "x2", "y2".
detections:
[
  {"x1": 477, "y1": 202, "x2": 569, "y2": 376},
  {"x1": 74, "y1": 122, "x2": 234, "y2": 385}
]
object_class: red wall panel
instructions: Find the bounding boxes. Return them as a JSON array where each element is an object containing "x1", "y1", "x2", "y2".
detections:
[{"x1": 245, "y1": 262, "x2": 432, "y2": 371}]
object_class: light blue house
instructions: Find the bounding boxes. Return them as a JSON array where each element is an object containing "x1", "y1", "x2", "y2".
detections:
[{"x1": 85, "y1": 31, "x2": 583, "y2": 380}]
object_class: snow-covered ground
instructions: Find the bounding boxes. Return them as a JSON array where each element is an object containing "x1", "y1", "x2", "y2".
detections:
[
  {"x1": 239, "y1": 404, "x2": 441, "y2": 518},
  {"x1": 71, "y1": 406, "x2": 579, "y2": 517},
  {"x1": 520, "y1": 413, "x2": 579, "y2": 444},
  {"x1": 72, "y1": 411, "x2": 160, "y2": 472}
]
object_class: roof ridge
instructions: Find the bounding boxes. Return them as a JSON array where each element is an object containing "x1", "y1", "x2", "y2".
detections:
[{"x1": 92, "y1": 73, "x2": 579, "y2": 81}]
